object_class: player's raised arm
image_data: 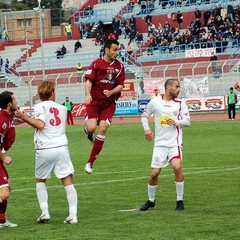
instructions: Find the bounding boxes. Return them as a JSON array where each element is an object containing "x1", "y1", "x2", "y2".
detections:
[{"x1": 15, "y1": 109, "x2": 44, "y2": 130}]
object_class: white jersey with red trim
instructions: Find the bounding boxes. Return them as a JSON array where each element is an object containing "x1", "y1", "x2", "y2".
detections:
[
  {"x1": 33, "y1": 100, "x2": 68, "y2": 150},
  {"x1": 141, "y1": 98, "x2": 190, "y2": 148}
]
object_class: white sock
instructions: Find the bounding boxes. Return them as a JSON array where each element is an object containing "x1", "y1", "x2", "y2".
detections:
[
  {"x1": 148, "y1": 184, "x2": 158, "y2": 202},
  {"x1": 65, "y1": 185, "x2": 78, "y2": 219},
  {"x1": 36, "y1": 182, "x2": 49, "y2": 215},
  {"x1": 175, "y1": 181, "x2": 184, "y2": 201}
]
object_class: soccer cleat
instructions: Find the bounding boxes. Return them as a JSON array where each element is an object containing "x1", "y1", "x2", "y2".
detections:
[
  {"x1": 87, "y1": 133, "x2": 95, "y2": 144},
  {"x1": 176, "y1": 200, "x2": 184, "y2": 211},
  {"x1": 0, "y1": 220, "x2": 18, "y2": 228},
  {"x1": 140, "y1": 200, "x2": 155, "y2": 211},
  {"x1": 84, "y1": 163, "x2": 93, "y2": 174},
  {"x1": 84, "y1": 128, "x2": 95, "y2": 144},
  {"x1": 63, "y1": 217, "x2": 78, "y2": 224},
  {"x1": 37, "y1": 214, "x2": 50, "y2": 224}
]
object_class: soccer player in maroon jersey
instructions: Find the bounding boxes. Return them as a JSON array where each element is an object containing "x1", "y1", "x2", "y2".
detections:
[
  {"x1": 0, "y1": 91, "x2": 18, "y2": 227},
  {"x1": 84, "y1": 39, "x2": 125, "y2": 174}
]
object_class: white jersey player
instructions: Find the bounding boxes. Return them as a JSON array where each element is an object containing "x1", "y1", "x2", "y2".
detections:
[
  {"x1": 140, "y1": 79, "x2": 190, "y2": 212},
  {"x1": 15, "y1": 81, "x2": 78, "y2": 224}
]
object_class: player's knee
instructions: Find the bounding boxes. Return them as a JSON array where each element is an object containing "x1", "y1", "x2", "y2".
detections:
[
  {"x1": 0, "y1": 187, "x2": 10, "y2": 201},
  {"x1": 150, "y1": 169, "x2": 160, "y2": 179},
  {"x1": 173, "y1": 165, "x2": 182, "y2": 174}
]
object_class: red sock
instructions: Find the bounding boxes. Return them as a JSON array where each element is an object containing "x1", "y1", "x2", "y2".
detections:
[
  {"x1": 87, "y1": 135, "x2": 105, "y2": 164},
  {"x1": 0, "y1": 200, "x2": 7, "y2": 223}
]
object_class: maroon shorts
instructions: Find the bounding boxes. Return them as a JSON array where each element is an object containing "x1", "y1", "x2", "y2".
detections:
[
  {"x1": 85, "y1": 99, "x2": 116, "y2": 123},
  {"x1": 0, "y1": 163, "x2": 9, "y2": 187}
]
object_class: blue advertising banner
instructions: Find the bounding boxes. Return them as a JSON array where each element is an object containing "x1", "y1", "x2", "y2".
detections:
[
  {"x1": 138, "y1": 99, "x2": 150, "y2": 113},
  {"x1": 115, "y1": 99, "x2": 139, "y2": 115}
]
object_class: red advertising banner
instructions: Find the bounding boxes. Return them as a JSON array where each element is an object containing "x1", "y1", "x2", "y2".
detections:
[
  {"x1": 120, "y1": 81, "x2": 136, "y2": 99},
  {"x1": 72, "y1": 103, "x2": 86, "y2": 117}
]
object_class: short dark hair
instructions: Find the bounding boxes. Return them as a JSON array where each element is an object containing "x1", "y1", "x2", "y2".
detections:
[
  {"x1": 0, "y1": 91, "x2": 14, "y2": 109},
  {"x1": 104, "y1": 39, "x2": 119, "y2": 51},
  {"x1": 164, "y1": 79, "x2": 179, "y2": 90},
  {"x1": 230, "y1": 87, "x2": 233, "y2": 90}
]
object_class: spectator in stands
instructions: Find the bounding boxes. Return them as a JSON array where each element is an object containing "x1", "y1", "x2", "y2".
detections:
[
  {"x1": 85, "y1": 5, "x2": 94, "y2": 17},
  {"x1": 120, "y1": 17, "x2": 128, "y2": 39},
  {"x1": 129, "y1": 15, "x2": 136, "y2": 32},
  {"x1": 176, "y1": 11, "x2": 184, "y2": 30},
  {"x1": 194, "y1": 8, "x2": 202, "y2": 20},
  {"x1": 76, "y1": 63, "x2": 83, "y2": 82},
  {"x1": 126, "y1": 43, "x2": 133, "y2": 57},
  {"x1": 5, "y1": 59, "x2": 10, "y2": 74},
  {"x1": 129, "y1": 29, "x2": 137, "y2": 44},
  {"x1": 65, "y1": 23, "x2": 72, "y2": 40},
  {"x1": 61, "y1": 45, "x2": 67, "y2": 56},
  {"x1": 147, "y1": 39, "x2": 153, "y2": 56},
  {"x1": 227, "y1": 4, "x2": 234, "y2": 21},
  {"x1": 55, "y1": 47, "x2": 63, "y2": 59},
  {"x1": 99, "y1": 46, "x2": 104, "y2": 57},
  {"x1": 0, "y1": 56, "x2": 3, "y2": 72},
  {"x1": 136, "y1": 31, "x2": 144, "y2": 47},
  {"x1": 79, "y1": 22, "x2": 84, "y2": 39},
  {"x1": 119, "y1": 43, "x2": 126, "y2": 62},
  {"x1": 203, "y1": 9, "x2": 211, "y2": 27},
  {"x1": 127, "y1": 0, "x2": 134, "y2": 12},
  {"x1": 97, "y1": 18, "x2": 104, "y2": 35},
  {"x1": 3, "y1": 28, "x2": 8, "y2": 42},
  {"x1": 112, "y1": 16, "x2": 121, "y2": 37},
  {"x1": 145, "y1": 14, "x2": 152, "y2": 26},
  {"x1": 148, "y1": 22, "x2": 156, "y2": 37},
  {"x1": 74, "y1": 40, "x2": 82, "y2": 53},
  {"x1": 210, "y1": 53, "x2": 218, "y2": 73}
]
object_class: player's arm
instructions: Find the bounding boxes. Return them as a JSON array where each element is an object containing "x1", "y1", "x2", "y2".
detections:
[
  {"x1": 141, "y1": 101, "x2": 154, "y2": 141},
  {"x1": 0, "y1": 151, "x2": 12, "y2": 165},
  {"x1": 85, "y1": 79, "x2": 92, "y2": 104},
  {"x1": 103, "y1": 85, "x2": 123, "y2": 97},
  {"x1": 14, "y1": 109, "x2": 44, "y2": 130},
  {"x1": 175, "y1": 101, "x2": 191, "y2": 128}
]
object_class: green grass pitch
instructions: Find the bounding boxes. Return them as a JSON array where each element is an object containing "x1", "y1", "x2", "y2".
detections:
[{"x1": 1, "y1": 120, "x2": 240, "y2": 240}]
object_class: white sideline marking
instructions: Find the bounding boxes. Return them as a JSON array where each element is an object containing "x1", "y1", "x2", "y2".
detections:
[
  {"x1": 11, "y1": 167, "x2": 240, "y2": 193},
  {"x1": 118, "y1": 209, "x2": 138, "y2": 212}
]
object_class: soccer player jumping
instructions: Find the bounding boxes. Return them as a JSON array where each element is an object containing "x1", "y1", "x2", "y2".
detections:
[
  {"x1": 140, "y1": 79, "x2": 191, "y2": 211},
  {"x1": 84, "y1": 39, "x2": 125, "y2": 174}
]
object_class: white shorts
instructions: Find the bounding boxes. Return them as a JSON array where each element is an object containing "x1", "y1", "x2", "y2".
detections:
[
  {"x1": 151, "y1": 146, "x2": 182, "y2": 169},
  {"x1": 35, "y1": 145, "x2": 74, "y2": 179}
]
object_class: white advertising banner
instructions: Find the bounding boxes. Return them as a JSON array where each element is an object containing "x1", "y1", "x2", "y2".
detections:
[
  {"x1": 143, "y1": 79, "x2": 165, "y2": 94},
  {"x1": 185, "y1": 96, "x2": 225, "y2": 111},
  {"x1": 183, "y1": 76, "x2": 209, "y2": 97},
  {"x1": 185, "y1": 48, "x2": 216, "y2": 58}
]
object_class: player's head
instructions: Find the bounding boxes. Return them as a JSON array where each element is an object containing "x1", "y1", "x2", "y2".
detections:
[
  {"x1": 38, "y1": 80, "x2": 55, "y2": 101},
  {"x1": 0, "y1": 91, "x2": 17, "y2": 112},
  {"x1": 230, "y1": 87, "x2": 233, "y2": 92},
  {"x1": 164, "y1": 79, "x2": 180, "y2": 98},
  {"x1": 104, "y1": 39, "x2": 120, "y2": 62}
]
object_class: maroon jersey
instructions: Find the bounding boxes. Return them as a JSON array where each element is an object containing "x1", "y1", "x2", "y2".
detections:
[
  {"x1": 0, "y1": 110, "x2": 16, "y2": 152},
  {"x1": 85, "y1": 57, "x2": 125, "y2": 102}
]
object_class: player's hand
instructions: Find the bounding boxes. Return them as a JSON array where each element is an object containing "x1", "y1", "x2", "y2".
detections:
[
  {"x1": 2, "y1": 155, "x2": 12, "y2": 165},
  {"x1": 103, "y1": 90, "x2": 112, "y2": 97},
  {"x1": 14, "y1": 109, "x2": 25, "y2": 119},
  {"x1": 144, "y1": 130, "x2": 153, "y2": 141},
  {"x1": 85, "y1": 95, "x2": 92, "y2": 104},
  {"x1": 234, "y1": 82, "x2": 240, "y2": 91}
]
